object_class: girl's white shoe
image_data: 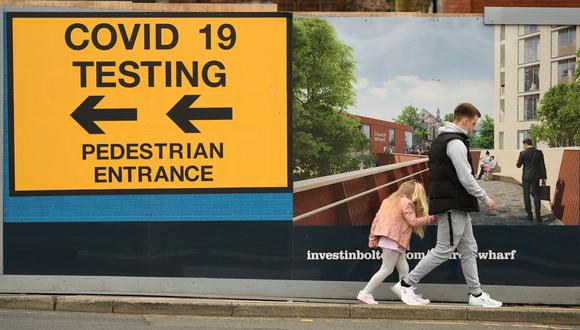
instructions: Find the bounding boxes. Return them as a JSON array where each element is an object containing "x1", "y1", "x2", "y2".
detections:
[{"x1": 357, "y1": 291, "x2": 379, "y2": 304}]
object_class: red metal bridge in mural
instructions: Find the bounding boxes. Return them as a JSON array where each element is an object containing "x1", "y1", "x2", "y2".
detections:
[{"x1": 293, "y1": 150, "x2": 579, "y2": 226}]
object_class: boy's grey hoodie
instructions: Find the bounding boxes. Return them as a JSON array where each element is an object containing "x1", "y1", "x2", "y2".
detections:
[{"x1": 438, "y1": 122, "x2": 491, "y2": 206}]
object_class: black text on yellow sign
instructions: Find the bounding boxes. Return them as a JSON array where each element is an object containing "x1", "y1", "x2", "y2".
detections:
[{"x1": 7, "y1": 12, "x2": 291, "y2": 195}]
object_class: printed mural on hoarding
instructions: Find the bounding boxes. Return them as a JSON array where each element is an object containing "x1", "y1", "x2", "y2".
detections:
[
  {"x1": 2, "y1": 12, "x2": 579, "y2": 290},
  {"x1": 292, "y1": 16, "x2": 580, "y2": 288}
]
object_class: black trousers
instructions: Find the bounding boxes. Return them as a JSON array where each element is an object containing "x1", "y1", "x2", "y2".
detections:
[
  {"x1": 523, "y1": 179, "x2": 541, "y2": 219},
  {"x1": 477, "y1": 165, "x2": 484, "y2": 178}
]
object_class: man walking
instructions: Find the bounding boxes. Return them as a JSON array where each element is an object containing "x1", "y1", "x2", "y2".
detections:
[
  {"x1": 392, "y1": 103, "x2": 502, "y2": 308},
  {"x1": 516, "y1": 138, "x2": 547, "y2": 223}
]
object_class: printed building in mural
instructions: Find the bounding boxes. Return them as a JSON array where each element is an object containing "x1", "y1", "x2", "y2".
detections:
[
  {"x1": 494, "y1": 24, "x2": 579, "y2": 150},
  {"x1": 354, "y1": 115, "x2": 413, "y2": 154},
  {"x1": 419, "y1": 108, "x2": 443, "y2": 143}
]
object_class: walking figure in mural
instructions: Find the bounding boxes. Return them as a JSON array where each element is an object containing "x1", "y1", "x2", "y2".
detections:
[
  {"x1": 516, "y1": 138, "x2": 547, "y2": 223},
  {"x1": 357, "y1": 180, "x2": 437, "y2": 304},
  {"x1": 393, "y1": 103, "x2": 503, "y2": 308}
]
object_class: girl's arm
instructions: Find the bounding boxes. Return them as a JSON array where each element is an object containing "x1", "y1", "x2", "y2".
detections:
[{"x1": 401, "y1": 199, "x2": 436, "y2": 226}]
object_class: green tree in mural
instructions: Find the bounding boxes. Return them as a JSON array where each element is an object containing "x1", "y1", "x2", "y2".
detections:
[
  {"x1": 471, "y1": 115, "x2": 494, "y2": 149},
  {"x1": 394, "y1": 105, "x2": 427, "y2": 144},
  {"x1": 443, "y1": 113, "x2": 455, "y2": 122},
  {"x1": 575, "y1": 47, "x2": 580, "y2": 82},
  {"x1": 530, "y1": 48, "x2": 580, "y2": 147},
  {"x1": 293, "y1": 18, "x2": 373, "y2": 181}
]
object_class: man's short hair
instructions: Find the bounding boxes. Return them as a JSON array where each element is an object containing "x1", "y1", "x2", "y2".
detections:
[
  {"x1": 523, "y1": 138, "x2": 533, "y2": 145},
  {"x1": 454, "y1": 103, "x2": 481, "y2": 120}
]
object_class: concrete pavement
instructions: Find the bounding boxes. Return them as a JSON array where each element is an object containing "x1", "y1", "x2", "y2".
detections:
[
  {"x1": 0, "y1": 294, "x2": 578, "y2": 326},
  {"x1": 1, "y1": 309, "x2": 576, "y2": 330}
]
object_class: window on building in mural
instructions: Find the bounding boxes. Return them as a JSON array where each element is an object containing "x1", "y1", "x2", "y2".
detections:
[
  {"x1": 499, "y1": 131, "x2": 504, "y2": 150},
  {"x1": 500, "y1": 70, "x2": 505, "y2": 95},
  {"x1": 558, "y1": 58, "x2": 576, "y2": 84},
  {"x1": 500, "y1": 44, "x2": 505, "y2": 69},
  {"x1": 558, "y1": 27, "x2": 576, "y2": 48},
  {"x1": 404, "y1": 131, "x2": 412, "y2": 150},
  {"x1": 524, "y1": 37, "x2": 539, "y2": 63},
  {"x1": 500, "y1": 99, "x2": 505, "y2": 123},
  {"x1": 517, "y1": 130, "x2": 531, "y2": 148},
  {"x1": 523, "y1": 95, "x2": 539, "y2": 121},
  {"x1": 524, "y1": 25, "x2": 538, "y2": 34},
  {"x1": 524, "y1": 65, "x2": 540, "y2": 92},
  {"x1": 389, "y1": 128, "x2": 395, "y2": 146},
  {"x1": 361, "y1": 124, "x2": 370, "y2": 139},
  {"x1": 558, "y1": 27, "x2": 577, "y2": 57}
]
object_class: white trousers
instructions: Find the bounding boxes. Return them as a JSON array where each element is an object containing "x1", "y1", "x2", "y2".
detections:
[{"x1": 361, "y1": 248, "x2": 408, "y2": 294}]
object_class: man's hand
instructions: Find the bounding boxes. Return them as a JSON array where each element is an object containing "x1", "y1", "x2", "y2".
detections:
[
  {"x1": 486, "y1": 198, "x2": 497, "y2": 210},
  {"x1": 541, "y1": 179, "x2": 546, "y2": 186}
]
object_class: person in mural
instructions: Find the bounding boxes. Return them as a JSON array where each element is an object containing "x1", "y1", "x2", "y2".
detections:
[
  {"x1": 516, "y1": 138, "x2": 547, "y2": 223},
  {"x1": 476, "y1": 150, "x2": 491, "y2": 180},
  {"x1": 484, "y1": 155, "x2": 497, "y2": 181},
  {"x1": 357, "y1": 180, "x2": 437, "y2": 304},
  {"x1": 392, "y1": 103, "x2": 503, "y2": 307}
]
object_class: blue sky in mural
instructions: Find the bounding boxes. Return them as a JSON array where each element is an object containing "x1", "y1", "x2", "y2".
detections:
[{"x1": 327, "y1": 17, "x2": 494, "y2": 121}]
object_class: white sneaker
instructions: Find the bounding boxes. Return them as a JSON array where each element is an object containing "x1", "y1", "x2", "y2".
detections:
[
  {"x1": 395, "y1": 281, "x2": 430, "y2": 305},
  {"x1": 415, "y1": 292, "x2": 430, "y2": 305},
  {"x1": 357, "y1": 291, "x2": 378, "y2": 304},
  {"x1": 400, "y1": 285, "x2": 429, "y2": 305},
  {"x1": 390, "y1": 282, "x2": 402, "y2": 299},
  {"x1": 468, "y1": 292, "x2": 502, "y2": 307}
]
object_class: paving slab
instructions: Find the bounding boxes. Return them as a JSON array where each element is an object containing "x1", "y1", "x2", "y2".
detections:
[
  {"x1": 233, "y1": 301, "x2": 350, "y2": 318},
  {"x1": 351, "y1": 304, "x2": 467, "y2": 320},
  {"x1": 113, "y1": 296, "x2": 233, "y2": 316},
  {"x1": 468, "y1": 306, "x2": 580, "y2": 326},
  {"x1": 56, "y1": 295, "x2": 113, "y2": 313},
  {"x1": 0, "y1": 294, "x2": 54, "y2": 311}
]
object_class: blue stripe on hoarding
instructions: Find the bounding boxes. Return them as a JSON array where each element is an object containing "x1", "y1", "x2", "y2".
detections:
[{"x1": 3, "y1": 193, "x2": 293, "y2": 223}]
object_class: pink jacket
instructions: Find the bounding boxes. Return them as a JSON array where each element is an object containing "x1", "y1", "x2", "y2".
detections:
[{"x1": 368, "y1": 197, "x2": 436, "y2": 250}]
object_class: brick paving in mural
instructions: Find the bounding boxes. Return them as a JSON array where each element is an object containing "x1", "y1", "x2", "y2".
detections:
[{"x1": 470, "y1": 179, "x2": 560, "y2": 226}]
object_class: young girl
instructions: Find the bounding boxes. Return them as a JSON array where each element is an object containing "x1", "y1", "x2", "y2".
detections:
[{"x1": 357, "y1": 180, "x2": 437, "y2": 305}]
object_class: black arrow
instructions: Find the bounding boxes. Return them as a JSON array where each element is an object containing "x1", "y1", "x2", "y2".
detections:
[
  {"x1": 167, "y1": 95, "x2": 233, "y2": 133},
  {"x1": 71, "y1": 96, "x2": 137, "y2": 134}
]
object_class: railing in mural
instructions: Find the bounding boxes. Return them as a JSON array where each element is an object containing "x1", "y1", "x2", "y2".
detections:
[
  {"x1": 293, "y1": 159, "x2": 429, "y2": 226},
  {"x1": 375, "y1": 153, "x2": 427, "y2": 166}
]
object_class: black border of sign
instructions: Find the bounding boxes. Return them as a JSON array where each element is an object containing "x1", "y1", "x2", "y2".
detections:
[{"x1": 6, "y1": 11, "x2": 293, "y2": 196}]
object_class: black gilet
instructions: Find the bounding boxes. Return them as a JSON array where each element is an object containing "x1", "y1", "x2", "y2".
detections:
[{"x1": 428, "y1": 132, "x2": 479, "y2": 215}]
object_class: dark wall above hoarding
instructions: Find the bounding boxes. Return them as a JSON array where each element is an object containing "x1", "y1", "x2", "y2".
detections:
[
  {"x1": 446, "y1": 0, "x2": 580, "y2": 13},
  {"x1": 163, "y1": 0, "x2": 580, "y2": 13}
]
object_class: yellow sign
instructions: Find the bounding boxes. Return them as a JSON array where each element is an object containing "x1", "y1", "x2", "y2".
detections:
[{"x1": 7, "y1": 13, "x2": 290, "y2": 195}]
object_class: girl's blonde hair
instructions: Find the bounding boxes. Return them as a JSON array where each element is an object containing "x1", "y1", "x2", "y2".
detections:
[{"x1": 381, "y1": 180, "x2": 429, "y2": 238}]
